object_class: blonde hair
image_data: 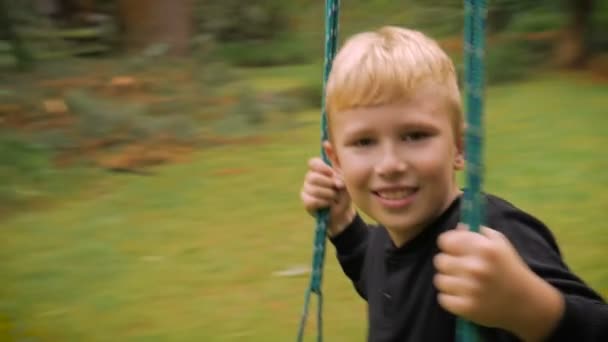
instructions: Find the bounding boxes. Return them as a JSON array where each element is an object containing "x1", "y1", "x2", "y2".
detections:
[{"x1": 326, "y1": 26, "x2": 463, "y2": 137}]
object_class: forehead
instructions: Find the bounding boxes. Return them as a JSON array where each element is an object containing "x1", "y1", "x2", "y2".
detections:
[{"x1": 329, "y1": 93, "x2": 454, "y2": 134}]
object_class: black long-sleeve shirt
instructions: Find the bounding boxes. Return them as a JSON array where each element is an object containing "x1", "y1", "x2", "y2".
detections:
[{"x1": 330, "y1": 194, "x2": 607, "y2": 341}]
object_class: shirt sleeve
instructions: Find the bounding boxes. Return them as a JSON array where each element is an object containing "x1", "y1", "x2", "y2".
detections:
[
  {"x1": 329, "y1": 214, "x2": 370, "y2": 299},
  {"x1": 488, "y1": 198, "x2": 607, "y2": 342},
  {"x1": 545, "y1": 295, "x2": 608, "y2": 342}
]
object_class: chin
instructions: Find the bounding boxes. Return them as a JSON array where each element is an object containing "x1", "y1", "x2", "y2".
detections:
[{"x1": 379, "y1": 216, "x2": 419, "y2": 232}]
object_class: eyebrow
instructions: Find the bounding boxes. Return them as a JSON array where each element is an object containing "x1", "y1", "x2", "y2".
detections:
[
  {"x1": 341, "y1": 119, "x2": 439, "y2": 137},
  {"x1": 395, "y1": 120, "x2": 440, "y2": 130}
]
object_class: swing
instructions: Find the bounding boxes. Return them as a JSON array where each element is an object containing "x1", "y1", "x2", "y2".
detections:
[{"x1": 297, "y1": 1, "x2": 487, "y2": 342}]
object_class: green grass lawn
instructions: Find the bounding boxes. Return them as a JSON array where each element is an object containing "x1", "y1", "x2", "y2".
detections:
[{"x1": 1, "y1": 69, "x2": 607, "y2": 341}]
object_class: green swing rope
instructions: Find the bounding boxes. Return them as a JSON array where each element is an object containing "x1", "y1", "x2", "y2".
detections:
[
  {"x1": 297, "y1": 1, "x2": 487, "y2": 341},
  {"x1": 296, "y1": 1, "x2": 339, "y2": 341},
  {"x1": 458, "y1": 0, "x2": 487, "y2": 341}
]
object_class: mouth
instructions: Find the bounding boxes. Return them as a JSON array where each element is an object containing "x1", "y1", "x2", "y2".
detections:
[{"x1": 373, "y1": 187, "x2": 418, "y2": 209}]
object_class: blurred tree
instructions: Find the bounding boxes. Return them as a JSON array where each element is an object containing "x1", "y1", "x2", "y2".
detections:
[
  {"x1": 52, "y1": 0, "x2": 95, "y2": 23},
  {"x1": 0, "y1": 0, "x2": 34, "y2": 70},
  {"x1": 555, "y1": 0, "x2": 594, "y2": 67},
  {"x1": 196, "y1": 0, "x2": 289, "y2": 42},
  {"x1": 118, "y1": 0, "x2": 194, "y2": 56},
  {"x1": 413, "y1": 0, "x2": 595, "y2": 68}
]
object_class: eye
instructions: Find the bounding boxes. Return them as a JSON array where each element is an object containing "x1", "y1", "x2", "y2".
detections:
[
  {"x1": 401, "y1": 131, "x2": 430, "y2": 142},
  {"x1": 353, "y1": 137, "x2": 375, "y2": 147}
]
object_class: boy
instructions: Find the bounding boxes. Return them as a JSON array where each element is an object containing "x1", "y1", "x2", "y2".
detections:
[{"x1": 300, "y1": 26, "x2": 607, "y2": 341}]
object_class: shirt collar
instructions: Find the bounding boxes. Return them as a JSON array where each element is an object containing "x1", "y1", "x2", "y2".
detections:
[{"x1": 384, "y1": 195, "x2": 462, "y2": 257}]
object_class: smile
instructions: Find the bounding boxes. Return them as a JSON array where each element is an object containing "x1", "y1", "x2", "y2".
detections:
[{"x1": 373, "y1": 187, "x2": 418, "y2": 209}]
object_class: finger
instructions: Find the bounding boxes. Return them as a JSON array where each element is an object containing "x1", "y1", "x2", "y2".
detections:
[
  {"x1": 433, "y1": 253, "x2": 461, "y2": 275},
  {"x1": 480, "y1": 226, "x2": 506, "y2": 242},
  {"x1": 334, "y1": 187, "x2": 350, "y2": 203},
  {"x1": 480, "y1": 226, "x2": 523, "y2": 265},
  {"x1": 308, "y1": 157, "x2": 334, "y2": 176},
  {"x1": 437, "y1": 229, "x2": 488, "y2": 256},
  {"x1": 332, "y1": 191, "x2": 352, "y2": 214},
  {"x1": 435, "y1": 251, "x2": 492, "y2": 283},
  {"x1": 434, "y1": 273, "x2": 478, "y2": 297},
  {"x1": 306, "y1": 171, "x2": 337, "y2": 189},
  {"x1": 437, "y1": 230, "x2": 474, "y2": 256},
  {"x1": 306, "y1": 171, "x2": 345, "y2": 193},
  {"x1": 456, "y1": 223, "x2": 469, "y2": 231},
  {"x1": 301, "y1": 183, "x2": 339, "y2": 202},
  {"x1": 334, "y1": 175, "x2": 345, "y2": 189},
  {"x1": 437, "y1": 293, "x2": 472, "y2": 318},
  {"x1": 301, "y1": 184, "x2": 337, "y2": 203},
  {"x1": 301, "y1": 193, "x2": 332, "y2": 212}
]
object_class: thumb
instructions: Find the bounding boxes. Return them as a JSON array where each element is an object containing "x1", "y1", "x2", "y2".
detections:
[
  {"x1": 334, "y1": 176, "x2": 345, "y2": 189},
  {"x1": 332, "y1": 187, "x2": 351, "y2": 213},
  {"x1": 335, "y1": 186, "x2": 351, "y2": 205}
]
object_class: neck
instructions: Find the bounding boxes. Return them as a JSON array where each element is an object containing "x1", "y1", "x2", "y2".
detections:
[{"x1": 388, "y1": 186, "x2": 462, "y2": 248}]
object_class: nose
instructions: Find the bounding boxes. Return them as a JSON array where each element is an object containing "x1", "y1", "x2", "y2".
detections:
[{"x1": 375, "y1": 143, "x2": 406, "y2": 178}]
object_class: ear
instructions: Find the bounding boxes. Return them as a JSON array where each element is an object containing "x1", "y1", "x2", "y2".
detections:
[
  {"x1": 323, "y1": 140, "x2": 342, "y2": 174},
  {"x1": 454, "y1": 134, "x2": 465, "y2": 170}
]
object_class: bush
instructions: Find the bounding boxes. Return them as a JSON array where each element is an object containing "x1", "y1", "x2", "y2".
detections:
[
  {"x1": 196, "y1": 0, "x2": 291, "y2": 42},
  {"x1": 214, "y1": 35, "x2": 313, "y2": 67},
  {"x1": 591, "y1": 3, "x2": 608, "y2": 52},
  {"x1": 0, "y1": 133, "x2": 53, "y2": 206},
  {"x1": 485, "y1": 39, "x2": 551, "y2": 84},
  {"x1": 279, "y1": 78, "x2": 323, "y2": 109},
  {"x1": 506, "y1": 10, "x2": 564, "y2": 34},
  {"x1": 64, "y1": 90, "x2": 200, "y2": 143}
]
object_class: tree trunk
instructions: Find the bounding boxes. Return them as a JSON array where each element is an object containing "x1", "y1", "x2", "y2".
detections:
[
  {"x1": 118, "y1": 0, "x2": 194, "y2": 56},
  {"x1": 555, "y1": 0, "x2": 593, "y2": 68}
]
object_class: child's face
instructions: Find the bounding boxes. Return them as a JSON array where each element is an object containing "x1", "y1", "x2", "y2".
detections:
[{"x1": 325, "y1": 90, "x2": 464, "y2": 246}]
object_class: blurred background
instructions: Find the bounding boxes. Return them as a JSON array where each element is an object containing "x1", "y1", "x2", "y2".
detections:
[{"x1": 0, "y1": 0, "x2": 606, "y2": 341}]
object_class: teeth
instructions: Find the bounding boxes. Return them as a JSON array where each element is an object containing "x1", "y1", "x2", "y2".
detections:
[{"x1": 377, "y1": 189, "x2": 413, "y2": 200}]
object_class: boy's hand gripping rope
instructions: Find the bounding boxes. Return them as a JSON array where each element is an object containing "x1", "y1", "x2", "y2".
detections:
[
  {"x1": 298, "y1": 1, "x2": 486, "y2": 341},
  {"x1": 297, "y1": 1, "x2": 339, "y2": 341}
]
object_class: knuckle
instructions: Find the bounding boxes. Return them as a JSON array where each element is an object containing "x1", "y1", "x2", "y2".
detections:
[
  {"x1": 433, "y1": 254, "x2": 445, "y2": 270},
  {"x1": 309, "y1": 173, "x2": 325, "y2": 186},
  {"x1": 432, "y1": 274, "x2": 441, "y2": 289},
  {"x1": 479, "y1": 240, "x2": 499, "y2": 261},
  {"x1": 437, "y1": 233, "x2": 450, "y2": 250},
  {"x1": 437, "y1": 293, "x2": 450, "y2": 309},
  {"x1": 301, "y1": 183, "x2": 312, "y2": 195},
  {"x1": 467, "y1": 281, "x2": 483, "y2": 297},
  {"x1": 306, "y1": 170, "x2": 318, "y2": 182},
  {"x1": 469, "y1": 260, "x2": 490, "y2": 280}
]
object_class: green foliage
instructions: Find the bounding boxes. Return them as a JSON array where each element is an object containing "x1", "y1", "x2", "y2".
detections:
[
  {"x1": 0, "y1": 133, "x2": 80, "y2": 207},
  {"x1": 591, "y1": 1, "x2": 608, "y2": 51},
  {"x1": 214, "y1": 34, "x2": 312, "y2": 67},
  {"x1": 196, "y1": 0, "x2": 291, "y2": 42},
  {"x1": 506, "y1": 10, "x2": 565, "y2": 34},
  {"x1": 197, "y1": 61, "x2": 238, "y2": 91},
  {"x1": 194, "y1": 0, "x2": 312, "y2": 67},
  {"x1": 484, "y1": 8, "x2": 559, "y2": 85},
  {"x1": 0, "y1": 134, "x2": 47, "y2": 202},
  {"x1": 65, "y1": 90, "x2": 147, "y2": 139},
  {"x1": 65, "y1": 90, "x2": 199, "y2": 143},
  {"x1": 485, "y1": 39, "x2": 552, "y2": 85},
  {"x1": 233, "y1": 85, "x2": 264, "y2": 125},
  {"x1": 279, "y1": 78, "x2": 323, "y2": 109}
]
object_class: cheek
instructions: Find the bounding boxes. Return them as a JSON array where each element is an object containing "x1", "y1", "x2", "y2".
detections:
[
  {"x1": 413, "y1": 146, "x2": 454, "y2": 179},
  {"x1": 337, "y1": 152, "x2": 370, "y2": 187}
]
